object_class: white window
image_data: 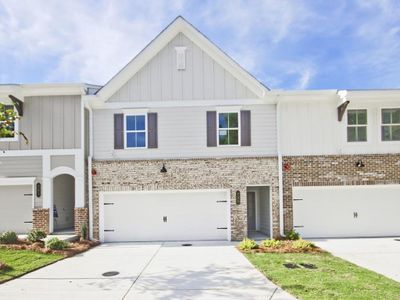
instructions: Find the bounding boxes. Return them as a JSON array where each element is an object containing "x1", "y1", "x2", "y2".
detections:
[
  {"x1": 0, "y1": 104, "x2": 18, "y2": 142},
  {"x1": 218, "y1": 112, "x2": 239, "y2": 145},
  {"x1": 381, "y1": 108, "x2": 400, "y2": 141},
  {"x1": 347, "y1": 109, "x2": 367, "y2": 142},
  {"x1": 125, "y1": 114, "x2": 147, "y2": 148}
]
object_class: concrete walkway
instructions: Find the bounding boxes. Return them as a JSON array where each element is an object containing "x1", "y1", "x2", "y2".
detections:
[
  {"x1": 0, "y1": 241, "x2": 295, "y2": 300},
  {"x1": 312, "y1": 237, "x2": 400, "y2": 282}
]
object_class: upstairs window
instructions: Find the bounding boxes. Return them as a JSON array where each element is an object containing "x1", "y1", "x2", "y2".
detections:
[
  {"x1": 0, "y1": 104, "x2": 18, "y2": 142},
  {"x1": 125, "y1": 114, "x2": 146, "y2": 148},
  {"x1": 381, "y1": 108, "x2": 400, "y2": 141},
  {"x1": 347, "y1": 109, "x2": 367, "y2": 142},
  {"x1": 218, "y1": 112, "x2": 239, "y2": 145}
]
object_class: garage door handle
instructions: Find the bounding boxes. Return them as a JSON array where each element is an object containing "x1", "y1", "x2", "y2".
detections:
[
  {"x1": 217, "y1": 227, "x2": 227, "y2": 230},
  {"x1": 294, "y1": 225, "x2": 304, "y2": 228},
  {"x1": 293, "y1": 198, "x2": 303, "y2": 201},
  {"x1": 24, "y1": 221, "x2": 33, "y2": 224},
  {"x1": 24, "y1": 193, "x2": 33, "y2": 196},
  {"x1": 104, "y1": 203, "x2": 114, "y2": 205},
  {"x1": 216, "y1": 200, "x2": 227, "y2": 203},
  {"x1": 104, "y1": 229, "x2": 114, "y2": 232}
]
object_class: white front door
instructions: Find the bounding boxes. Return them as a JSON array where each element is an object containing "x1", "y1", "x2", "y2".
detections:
[
  {"x1": 293, "y1": 185, "x2": 400, "y2": 238},
  {"x1": 0, "y1": 185, "x2": 33, "y2": 233},
  {"x1": 101, "y1": 190, "x2": 230, "y2": 242}
]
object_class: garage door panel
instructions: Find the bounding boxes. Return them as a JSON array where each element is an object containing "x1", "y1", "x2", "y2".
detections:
[
  {"x1": 103, "y1": 190, "x2": 228, "y2": 242},
  {"x1": 293, "y1": 185, "x2": 400, "y2": 238},
  {"x1": 0, "y1": 185, "x2": 33, "y2": 233}
]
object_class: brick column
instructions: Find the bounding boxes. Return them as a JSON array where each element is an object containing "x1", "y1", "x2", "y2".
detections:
[
  {"x1": 74, "y1": 207, "x2": 89, "y2": 238},
  {"x1": 33, "y1": 208, "x2": 50, "y2": 234}
]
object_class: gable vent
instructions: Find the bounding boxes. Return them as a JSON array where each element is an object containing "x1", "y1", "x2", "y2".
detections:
[{"x1": 175, "y1": 47, "x2": 187, "y2": 70}]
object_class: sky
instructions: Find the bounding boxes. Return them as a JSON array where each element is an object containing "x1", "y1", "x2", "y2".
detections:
[{"x1": 0, "y1": 0, "x2": 399, "y2": 90}]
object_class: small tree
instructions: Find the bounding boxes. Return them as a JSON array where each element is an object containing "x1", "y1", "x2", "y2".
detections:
[{"x1": 0, "y1": 102, "x2": 27, "y2": 142}]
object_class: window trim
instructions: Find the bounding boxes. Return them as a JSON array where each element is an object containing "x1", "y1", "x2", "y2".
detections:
[
  {"x1": 380, "y1": 107, "x2": 400, "y2": 143},
  {"x1": 216, "y1": 111, "x2": 241, "y2": 147},
  {"x1": 346, "y1": 109, "x2": 368, "y2": 143},
  {"x1": 0, "y1": 104, "x2": 19, "y2": 142},
  {"x1": 124, "y1": 113, "x2": 148, "y2": 149}
]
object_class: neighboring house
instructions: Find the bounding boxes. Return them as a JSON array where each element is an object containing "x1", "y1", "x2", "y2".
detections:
[{"x1": 0, "y1": 16, "x2": 399, "y2": 241}]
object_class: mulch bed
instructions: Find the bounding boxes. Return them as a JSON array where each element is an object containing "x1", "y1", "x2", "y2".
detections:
[
  {"x1": 238, "y1": 240, "x2": 325, "y2": 254},
  {"x1": 0, "y1": 239, "x2": 100, "y2": 257}
]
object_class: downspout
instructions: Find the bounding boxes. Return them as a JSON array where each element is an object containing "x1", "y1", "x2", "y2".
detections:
[
  {"x1": 276, "y1": 96, "x2": 285, "y2": 237},
  {"x1": 86, "y1": 103, "x2": 94, "y2": 240}
]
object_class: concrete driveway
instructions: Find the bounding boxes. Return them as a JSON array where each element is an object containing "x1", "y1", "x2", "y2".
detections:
[
  {"x1": 312, "y1": 237, "x2": 400, "y2": 282},
  {"x1": 0, "y1": 241, "x2": 294, "y2": 300}
]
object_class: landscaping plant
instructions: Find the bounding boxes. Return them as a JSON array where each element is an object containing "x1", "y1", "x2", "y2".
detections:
[
  {"x1": 239, "y1": 238, "x2": 258, "y2": 251},
  {"x1": 45, "y1": 238, "x2": 69, "y2": 250},
  {"x1": 80, "y1": 222, "x2": 88, "y2": 240},
  {"x1": 286, "y1": 229, "x2": 300, "y2": 240},
  {"x1": 27, "y1": 229, "x2": 47, "y2": 243},
  {"x1": 261, "y1": 239, "x2": 282, "y2": 248},
  {"x1": 292, "y1": 239, "x2": 315, "y2": 250},
  {"x1": 0, "y1": 231, "x2": 18, "y2": 244}
]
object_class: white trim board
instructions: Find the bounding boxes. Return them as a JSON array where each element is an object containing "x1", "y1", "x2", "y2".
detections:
[{"x1": 0, "y1": 177, "x2": 36, "y2": 186}]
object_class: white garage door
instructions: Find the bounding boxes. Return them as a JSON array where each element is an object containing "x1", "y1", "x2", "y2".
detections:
[
  {"x1": 101, "y1": 190, "x2": 229, "y2": 242},
  {"x1": 0, "y1": 185, "x2": 33, "y2": 233},
  {"x1": 293, "y1": 185, "x2": 400, "y2": 238}
]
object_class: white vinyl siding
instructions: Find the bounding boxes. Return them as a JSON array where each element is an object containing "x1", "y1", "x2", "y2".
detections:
[
  {"x1": 280, "y1": 100, "x2": 400, "y2": 155},
  {"x1": 93, "y1": 105, "x2": 276, "y2": 160},
  {"x1": 108, "y1": 33, "x2": 256, "y2": 102}
]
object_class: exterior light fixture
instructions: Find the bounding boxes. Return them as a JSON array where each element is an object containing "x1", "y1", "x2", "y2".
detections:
[
  {"x1": 36, "y1": 182, "x2": 41, "y2": 198},
  {"x1": 355, "y1": 160, "x2": 365, "y2": 168},
  {"x1": 91, "y1": 168, "x2": 97, "y2": 176},
  {"x1": 160, "y1": 163, "x2": 167, "y2": 173},
  {"x1": 236, "y1": 190, "x2": 241, "y2": 205}
]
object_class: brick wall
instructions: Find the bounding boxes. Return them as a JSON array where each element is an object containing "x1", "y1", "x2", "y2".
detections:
[
  {"x1": 92, "y1": 157, "x2": 280, "y2": 241},
  {"x1": 282, "y1": 154, "x2": 400, "y2": 232},
  {"x1": 33, "y1": 208, "x2": 50, "y2": 234},
  {"x1": 74, "y1": 207, "x2": 89, "y2": 237}
]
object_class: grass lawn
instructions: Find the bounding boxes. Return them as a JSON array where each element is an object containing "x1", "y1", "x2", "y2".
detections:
[
  {"x1": 0, "y1": 248, "x2": 63, "y2": 283},
  {"x1": 245, "y1": 252, "x2": 400, "y2": 300}
]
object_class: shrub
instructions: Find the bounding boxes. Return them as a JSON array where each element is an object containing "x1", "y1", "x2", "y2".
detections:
[
  {"x1": 286, "y1": 229, "x2": 300, "y2": 240},
  {"x1": 239, "y1": 238, "x2": 258, "y2": 251},
  {"x1": 81, "y1": 222, "x2": 88, "y2": 240},
  {"x1": 45, "y1": 238, "x2": 69, "y2": 250},
  {"x1": 261, "y1": 239, "x2": 282, "y2": 248},
  {"x1": 27, "y1": 229, "x2": 47, "y2": 243},
  {"x1": 0, "y1": 231, "x2": 18, "y2": 244},
  {"x1": 292, "y1": 239, "x2": 315, "y2": 250}
]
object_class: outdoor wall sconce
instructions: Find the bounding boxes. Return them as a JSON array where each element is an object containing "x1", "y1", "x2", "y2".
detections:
[
  {"x1": 236, "y1": 190, "x2": 241, "y2": 205},
  {"x1": 160, "y1": 163, "x2": 167, "y2": 173},
  {"x1": 355, "y1": 160, "x2": 365, "y2": 168},
  {"x1": 36, "y1": 182, "x2": 41, "y2": 198}
]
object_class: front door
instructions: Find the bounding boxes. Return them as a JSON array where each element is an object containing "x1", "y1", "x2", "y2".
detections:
[{"x1": 247, "y1": 192, "x2": 256, "y2": 232}]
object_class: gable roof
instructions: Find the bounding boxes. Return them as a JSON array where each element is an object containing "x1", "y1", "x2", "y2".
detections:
[{"x1": 96, "y1": 16, "x2": 269, "y2": 101}]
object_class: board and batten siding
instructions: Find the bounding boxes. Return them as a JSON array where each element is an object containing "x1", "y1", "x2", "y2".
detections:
[
  {"x1": 93, "y1": 105, "x2": 277, "y2": 160},
  {"x1": 280, "y1": 100, "x2": 400, "y2": 155},
  {"x1": 108, "y1": 33, "x2": 256, "y2": 102},
  {"x1": 0, "y1": 95, "x2": 81, "y2": 151}
]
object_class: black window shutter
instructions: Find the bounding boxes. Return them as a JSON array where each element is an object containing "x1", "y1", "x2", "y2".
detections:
[
  {"x1": 148, "y1": 113, "x2": 158, "y2": 148},
  {"x1": 207, "y1": 111, "x2": 217, "y2": 147},
  {"x1": 240, "y1": 110, "x2": 251, "y2": 146},
  {"x1": 114, "y1": 113, "x2": 124, "y2": 149}
]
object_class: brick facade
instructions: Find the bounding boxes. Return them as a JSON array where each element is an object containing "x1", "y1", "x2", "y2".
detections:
[
  {"x1": 74, "y1": 207, "x2": 89, "y2": 237},
  {"x1": 92, "y1": 157, "x2": 280, "y2": 241},
  {"x1": 282, "y1": 154, "x2": 400, "y2": 232},
  {"x1": 32, "y1": 208, "x2": 50, "y2": 234}
]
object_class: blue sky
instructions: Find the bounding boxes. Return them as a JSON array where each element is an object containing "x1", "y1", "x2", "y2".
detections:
[{"x1": 0, "y1": 0, "x2": 399, "y2": 90}]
